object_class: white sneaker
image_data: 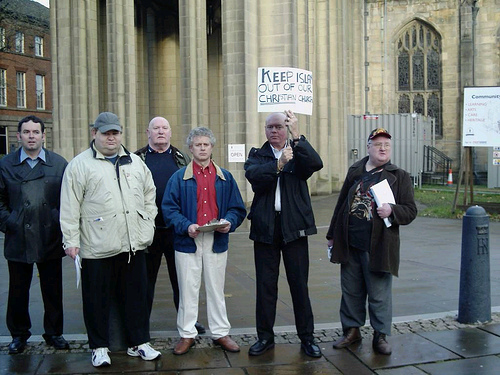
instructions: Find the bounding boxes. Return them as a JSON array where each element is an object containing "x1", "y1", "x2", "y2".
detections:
[
  {"x1": 92, "y1": 347, "x2": 111, "y2": 367},
  {"x1": 127, "y1": 342, "x2": 161, "y2": 360}
]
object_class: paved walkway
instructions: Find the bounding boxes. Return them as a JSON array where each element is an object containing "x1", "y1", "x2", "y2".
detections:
[{"x1": 0, "y1": 194, "x2": 499, "y2": 373}]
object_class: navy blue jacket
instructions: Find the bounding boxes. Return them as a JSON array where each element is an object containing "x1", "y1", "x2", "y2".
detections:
[{"x1": 162, "y1": 161, "x2": 246, "y2": 253}]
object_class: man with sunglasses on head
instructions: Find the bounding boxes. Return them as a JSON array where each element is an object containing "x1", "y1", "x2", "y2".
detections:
[
  {"x1": 244, "y1": 110, "x2": 323, "y2": 358},
  {"x1": 327, "y1": 128, "x2": 417, "y2": 355}
]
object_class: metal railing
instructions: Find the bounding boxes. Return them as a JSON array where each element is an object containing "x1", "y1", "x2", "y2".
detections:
[{"x1": 422, "y1": 145, "x2": 453, "y2": 185}]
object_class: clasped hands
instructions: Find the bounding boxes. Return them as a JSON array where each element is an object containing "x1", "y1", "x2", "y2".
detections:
[{"x1": 188, "y1": 219, "x2": 231, "y2": 238}]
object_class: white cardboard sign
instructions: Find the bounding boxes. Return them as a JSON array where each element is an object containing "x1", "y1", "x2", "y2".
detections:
[
  {"x1": 228, "y1": 144, "x2": 246, "y2": 163},
  {"x1": 257, "y1": 67, "x2": 313, "y2": 115}
]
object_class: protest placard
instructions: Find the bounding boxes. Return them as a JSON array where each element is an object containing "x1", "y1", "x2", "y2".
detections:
[{"x1": 257, "y1": 67, "x2": 313, "y2": 115}]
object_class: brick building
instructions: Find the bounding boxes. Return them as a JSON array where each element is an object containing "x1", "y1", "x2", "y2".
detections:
[{"x1": 0, "y1": 0, "x2": 51, "y2": 155}]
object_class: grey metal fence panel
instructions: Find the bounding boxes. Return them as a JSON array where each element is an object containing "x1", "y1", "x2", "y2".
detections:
[
  {"x1": 348, "y1": 114, "x2": 433, "y2": 182},
  {"x1": 488, "y1": 148, "x2": 500, "y2": 188}
]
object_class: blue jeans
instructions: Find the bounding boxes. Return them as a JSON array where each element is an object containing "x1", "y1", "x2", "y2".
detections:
[{"x1": 339, "y1": 248, "x2": 392, "y2": 335}]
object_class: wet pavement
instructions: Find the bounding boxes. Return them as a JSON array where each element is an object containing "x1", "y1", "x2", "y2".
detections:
[{"x1": 0, "y1": 193, "x2": 499, "y2": 374}]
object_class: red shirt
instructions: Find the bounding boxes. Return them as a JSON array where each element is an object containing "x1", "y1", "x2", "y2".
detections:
[{"x1": 193, "y1": 161, "x2": 218, "y2": 226}]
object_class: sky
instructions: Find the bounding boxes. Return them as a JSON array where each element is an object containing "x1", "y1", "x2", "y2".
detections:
[{"x1": 33, "y1": 0, "x2": 49, "y2": 8}]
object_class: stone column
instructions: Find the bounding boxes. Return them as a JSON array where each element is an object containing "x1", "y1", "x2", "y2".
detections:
[
  {"x1": 179, "y1": 0, "x2": 209, "y2": 135},
  {"x1": 51, "y1": 0, "x2": 138, "y2": 157},
  {"x1": 51, "y1": 0, "x2": 99, "y2": 159},
  {"x1": 105, "y1": 0, "x2": 137, "y2": 149},
  {"x1": 221, "y1": 0, "x2": 259, "y2": 201}
]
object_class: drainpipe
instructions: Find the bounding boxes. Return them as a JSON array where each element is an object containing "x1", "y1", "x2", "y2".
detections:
[
  {"x1": 364, "y1": 0, "x2": 369, "y2": 114},
  {"x1": 471, "y1": 0, "x2": 479, "y2": 182}
]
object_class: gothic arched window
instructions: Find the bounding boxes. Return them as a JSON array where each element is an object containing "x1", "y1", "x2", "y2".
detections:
[{"x1": 397, "y1": 21, "x2": 442, "y2": 135}]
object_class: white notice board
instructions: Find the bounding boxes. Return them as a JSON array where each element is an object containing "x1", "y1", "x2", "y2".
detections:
[
  {"x1": 462, "y1": 87, "x2": 500, "y2": 147},
  {"x1": 257, "y1": 67, "x2": 313, "y2": 115}
]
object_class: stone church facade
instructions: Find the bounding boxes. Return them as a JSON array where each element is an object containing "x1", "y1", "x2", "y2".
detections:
[{"x1": 50, "y1": 0, "x2": 500, "y2": 201}]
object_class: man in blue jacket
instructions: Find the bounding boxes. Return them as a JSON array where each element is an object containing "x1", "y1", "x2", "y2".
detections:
[
  {"x1": 0, "y1": 116, "x2": 69, "y2": 354},
  {"x1": 163, "y1": 127, "x2": 246, "y2": 355},
  {"x1": 244, "y1": 110, "x2": 323, "y2": 358},
  {"x1": 135, "y1": 117, "x2": 205, "y2": 335}
]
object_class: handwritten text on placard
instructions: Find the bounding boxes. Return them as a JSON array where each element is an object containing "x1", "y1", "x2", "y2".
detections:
[{"x1": 257, "y1": 67, "x2": 313, "y2": 115}]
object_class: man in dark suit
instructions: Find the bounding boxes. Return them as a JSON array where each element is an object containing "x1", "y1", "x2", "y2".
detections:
[
  {"x1": 0, "y1": 115, "x2": 69, "y2": 354},
  {"x1": 244, "y1": 110, "x2": 323, "y2": 358}
]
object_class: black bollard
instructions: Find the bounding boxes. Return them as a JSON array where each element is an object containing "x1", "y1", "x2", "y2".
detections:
[{"x1": 457, "y1": 205, "x2": 491, "y2": 324}]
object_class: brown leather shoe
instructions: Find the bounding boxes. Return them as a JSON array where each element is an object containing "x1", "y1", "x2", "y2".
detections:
[
  {"x1": 373, "y1": 332, "x2": 392, "y2": 355},
  {"x1": 332, "y1": 327, "x2": 362, "y2": 349},
  {"x1": 173, "y1": 338, "x2": 195, "y2": 355},
  {"x1": 213, "y1": 335, "x2": 240, "y2": 352}
]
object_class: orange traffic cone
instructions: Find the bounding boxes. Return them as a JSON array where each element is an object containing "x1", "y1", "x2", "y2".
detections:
[{"x1": 447, "y1": 169, "x2": 453, "y2": 186}]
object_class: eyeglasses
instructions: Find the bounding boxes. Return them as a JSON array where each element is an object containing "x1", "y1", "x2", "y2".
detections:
[
  {"x1": 369, "y1": 142, "x2": 391, "y2": 149},
  {"x1": 265, "y1": 125, "x2": 285, "y2": 131}
]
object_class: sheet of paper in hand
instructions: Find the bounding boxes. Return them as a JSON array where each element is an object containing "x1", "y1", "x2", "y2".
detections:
[
  {"x1": 370, "y1": 179, "x2": 396, "y2": 228},
  {"x1": 197, "y1": 219, "x2": 230, "y2": 232}
]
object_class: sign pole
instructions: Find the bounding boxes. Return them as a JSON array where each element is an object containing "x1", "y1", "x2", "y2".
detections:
[
  {"x1": 453, "y1": 146, "x2": 475, "y2": 212},
  {"x1": 452, "y1": 150, "x2": 465, "y2": 213}
]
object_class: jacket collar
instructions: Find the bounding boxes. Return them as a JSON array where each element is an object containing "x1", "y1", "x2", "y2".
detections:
[
  {"x1": 14, "y1": 147, "x2": 52, "y2": 167},
  {"x1": 254, "y1": 141, "x2": 275, "y2": 158},
  {"x1": 182, "y1": 160, "x2": 226, "y2": 181},
  {"x1": 351, "y1": 156, "x2": 399, "y2": 186}
]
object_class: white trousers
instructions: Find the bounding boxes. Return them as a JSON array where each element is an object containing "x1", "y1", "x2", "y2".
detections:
[{"x1": 175, "y1": 232, "x2": 231, "y2": 339}]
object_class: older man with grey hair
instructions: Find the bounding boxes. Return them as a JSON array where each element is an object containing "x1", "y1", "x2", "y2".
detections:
[
  {"x1": 162, "y1": 127, "x2": 246, "y2": 355},
  {"x1": 135, "y1": 117, "x2": 206, "y2": 335}
]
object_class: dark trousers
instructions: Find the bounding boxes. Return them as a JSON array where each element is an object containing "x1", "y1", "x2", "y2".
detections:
[
  {"x1": 7, "y1": 258, "x2": 64, "y2": 340},
  {"x1": 81, "y1": 251, "x2": 150, "y2": 349},
  {"x1": 145, "y1": 228, "x2": 179, "y2": 316},
  {"x1": 340, "y1": 248, "x2": 393, "y2": 335},
  {"x1": 254, "y1": 214, "x2": 315, "y2": 342}
]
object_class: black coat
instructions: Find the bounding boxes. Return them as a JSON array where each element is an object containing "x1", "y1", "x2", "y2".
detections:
[
  {"x1": 245, "y1": 136, "x2": 323, "y2": 244},
  {"x1": 326, "y1": 156, "x2": 417, "y2": 276},
  {"x1": 0, "y1": 148, "x2": 67, "y2": 263}
]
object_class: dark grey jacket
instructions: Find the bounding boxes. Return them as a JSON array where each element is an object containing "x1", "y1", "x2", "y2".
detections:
[{"x1": 0, "y1": 148, "x2": 67, "y2": 263}]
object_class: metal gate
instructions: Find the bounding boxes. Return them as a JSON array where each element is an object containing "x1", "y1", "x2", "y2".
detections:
[{"x1": 348, "y1": 113, "x2": 434, "y2": 185}]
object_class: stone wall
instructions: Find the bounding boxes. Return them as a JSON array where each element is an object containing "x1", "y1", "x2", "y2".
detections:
[{"x1": 50, "y1": 0, "x2": 500, "y2": 200}]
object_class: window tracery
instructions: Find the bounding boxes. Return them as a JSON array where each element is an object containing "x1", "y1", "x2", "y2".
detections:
[{"x1": 397, "y1": 21, "x2": 442, "y2": 135}]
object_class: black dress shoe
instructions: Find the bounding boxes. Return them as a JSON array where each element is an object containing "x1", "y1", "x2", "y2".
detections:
[
  {"x1": 195, "y1": 321, "x2": 206, "y2": 334},
  {"x1": 44, "y1": 335, "x2": 70, "y2": 349},
  {"x1": 301, "y1": 340, "x2": 322, "y2": 358},
  {"x1": 248, "y1": 339, "x2": 275, "y2": 356},
  {"x1": 8, "y1": 337, "x2": 27, "y2": 354}
]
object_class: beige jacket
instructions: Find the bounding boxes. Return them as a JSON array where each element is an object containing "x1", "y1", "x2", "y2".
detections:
[{"x1": 60, "y1": 143, "x2": 157, "y2": 259}]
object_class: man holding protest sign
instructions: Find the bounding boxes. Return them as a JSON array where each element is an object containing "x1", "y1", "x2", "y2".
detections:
[{"x1": 244, "y1": 110, "x2": 323, "y2": 358}]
